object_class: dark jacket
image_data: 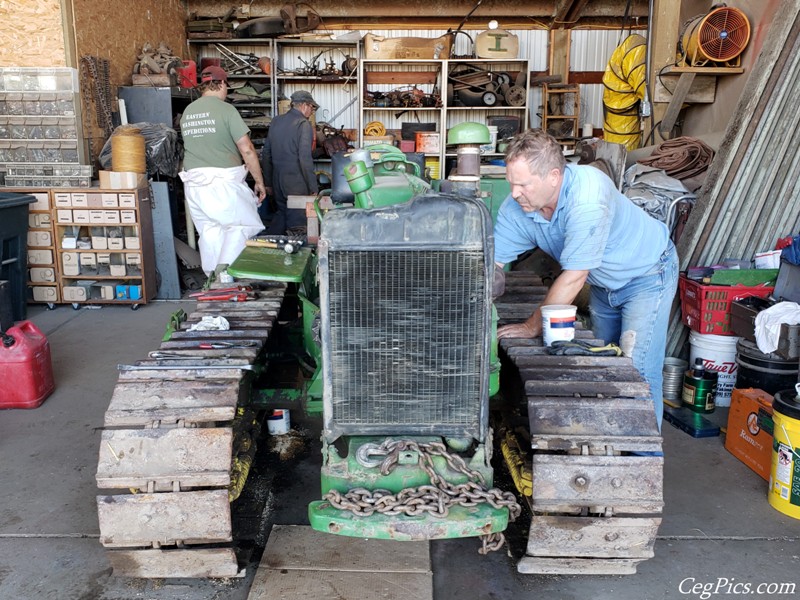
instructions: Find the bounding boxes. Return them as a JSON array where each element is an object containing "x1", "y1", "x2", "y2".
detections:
[{"x1": 261, "y1": 107, "x2": 318, "y2": 202}]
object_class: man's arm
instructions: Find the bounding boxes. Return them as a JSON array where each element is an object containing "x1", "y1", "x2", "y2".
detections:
[
  {"x1": 260, "y1": 135, "x2": 273, "y2": 196},
  {"x1": 497, "y1": 269, "x2": 589, "y2": 339},
  {"x1": 236, "y1": 134, "x2": 266, "y2": 202}
]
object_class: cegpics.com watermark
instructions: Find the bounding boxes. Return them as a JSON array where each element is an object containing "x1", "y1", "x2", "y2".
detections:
[{"x1": 679, "y1": 577, "x2": 796, "y2": 599}]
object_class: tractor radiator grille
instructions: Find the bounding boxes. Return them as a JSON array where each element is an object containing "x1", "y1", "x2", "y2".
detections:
[{"x1": 327, "y1": 249, "x2": 486, "y2": 434}]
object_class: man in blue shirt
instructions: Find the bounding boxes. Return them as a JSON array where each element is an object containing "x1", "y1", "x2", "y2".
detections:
[{"x1": 494, "y1": 129, "x2": 678, "y2": 429}]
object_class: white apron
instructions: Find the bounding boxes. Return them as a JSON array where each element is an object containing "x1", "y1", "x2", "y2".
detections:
[{"x1": 180, "y1": 164, "x2": 264, "y2": 274}]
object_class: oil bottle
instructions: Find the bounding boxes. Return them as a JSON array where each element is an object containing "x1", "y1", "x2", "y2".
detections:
[{"x1": 682, "y1": 357, "x2": 717, "y2": 413}]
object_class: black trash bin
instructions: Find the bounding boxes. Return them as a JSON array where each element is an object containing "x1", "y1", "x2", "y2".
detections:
[{"x1": 0, "y1": 192, "x2": 35, "y2": 323}]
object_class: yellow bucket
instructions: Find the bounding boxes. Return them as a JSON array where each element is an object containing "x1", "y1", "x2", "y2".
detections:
[{"x1": 768, "y1": 385, "x2": 800, "y2": 519}]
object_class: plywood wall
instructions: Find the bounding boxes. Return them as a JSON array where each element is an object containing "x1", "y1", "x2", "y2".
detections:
[
  {"x1": 0, "y1": 0, "x2": 67, "y2": 67},
  {"x1": 73, "y1": 0, "x2": 188, "y2": 92},
  {"x1": 71, "y1": 0, "x2": 188, "y2": 159}
]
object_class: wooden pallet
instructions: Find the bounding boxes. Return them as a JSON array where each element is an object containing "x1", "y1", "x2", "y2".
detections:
[
  {"x1": 495, "y1": 272, "x2": 663, "y2": 575},
  {"x1": 95, "y1": 280, "x2": 287, "y2": 578}
]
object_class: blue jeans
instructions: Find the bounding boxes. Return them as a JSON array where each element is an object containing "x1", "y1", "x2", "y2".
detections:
[{"x1": 589, "y1": 242, "x2": 679, "y2": 431}]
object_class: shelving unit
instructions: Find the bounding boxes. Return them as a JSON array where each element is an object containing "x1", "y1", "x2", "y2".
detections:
[
  {"x1": 542, "y1": 84, "x2": 580, "y2": 147},
  {"x1": 188, "y1": 38, "x2": 275, "y2": 137},
  {"x1": 0, "y1": 67, "x2": 89, "y2": 188},
  {"x1": 188, "y1": 37, "x2": 361, "y2": 144},
  {"x1": 360, "y1": 58, "x2": 529, "y2": 179},
  {"x1": 53, "y1": 187, "x2": 156, "y2": 309},
  {"x1": 274, "y1": 38, "x2": 360, "y2": 131},
  {"x1": 12, "y1": 189, "x2": 59, "y2": 306}
]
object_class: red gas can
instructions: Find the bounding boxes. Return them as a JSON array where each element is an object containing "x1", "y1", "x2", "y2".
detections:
[
  {"x1": 0, "y1": 321, "x2": 55, "y2": 409},
  {"x1": 177, "y1": 60, "x2": 197, "y2": 89}
]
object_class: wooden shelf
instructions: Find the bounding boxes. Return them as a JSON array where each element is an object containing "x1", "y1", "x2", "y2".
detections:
[{"x1": 662, "y1": 65, "x2": 745, "y2": 75}]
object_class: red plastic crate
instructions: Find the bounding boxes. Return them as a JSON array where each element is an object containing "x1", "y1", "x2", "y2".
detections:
[{"x1": 679, "y1": 275, "x2": 774, "y2": 335}]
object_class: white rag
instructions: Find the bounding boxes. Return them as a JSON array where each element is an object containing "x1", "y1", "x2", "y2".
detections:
[
  {"x1": 188, "y1": 315, "x2": 230, "y2": 331},
  {"x1": 180, "y1": 164, "x2": 264, "y2": 275},
  {"x1": 754, "y1": 301, "x2": 800, "y2": 354}
]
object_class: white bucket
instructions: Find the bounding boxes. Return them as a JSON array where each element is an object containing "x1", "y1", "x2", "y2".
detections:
[
  {"x1": 541, "y1": 304, "x2": 577, "y2": 346},
  {"x1": 267, "y1": 409, "x2": 291, "y2": 435},
  {"x1": 480, "y1": 126, "x2": 499, "y2": 154},
  {"x1": 689, "y1": 331, "x2": 739, "y2": 407}
]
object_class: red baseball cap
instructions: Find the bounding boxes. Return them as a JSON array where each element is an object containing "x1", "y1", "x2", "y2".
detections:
[{"x1": 200, "y1": 66, "x2": 228, "y2": 83}]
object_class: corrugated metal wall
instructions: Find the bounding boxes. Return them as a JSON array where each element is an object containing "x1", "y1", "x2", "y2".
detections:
[{"x1": 571, "y1": 29, "x2": 645, "y2": 132}]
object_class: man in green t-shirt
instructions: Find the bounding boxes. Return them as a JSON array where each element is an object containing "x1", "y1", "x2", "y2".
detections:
[{"x1": 179, "y1": 66, "x2": 266, "y2": 275}]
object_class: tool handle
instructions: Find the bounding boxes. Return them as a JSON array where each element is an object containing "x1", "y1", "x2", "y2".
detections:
[{"x1": 246, "y1": 239, "x2": 280, "y2": 249}]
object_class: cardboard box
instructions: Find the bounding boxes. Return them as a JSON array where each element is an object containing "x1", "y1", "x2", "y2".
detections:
[
  {"x1": 62, "y1": 252, "x2": 80, "y2": 276},
  {"x1": 415, "y1": 132, "x2": 440, "y2": 154},
  {"x1": 118, "y1": 193, "x2": 137, "y2": 208},
  {"x1": 56, "y1": 209, "x2": 73, "y2": 223},
  {"x1": 27, "y1": 231, "x2": 52, "y2": 247},
  {"x1": 103, "y1": 210, "x2": 120, "y2": 224},
  {"x1": 725, "y1": 388, "x2": 775, "y2": 480},
  {"x1": 28, "y1": 192, "x2": 50, "y2": 211},
  {"x1": 29, "y1": 267, "x2": 56, "y2": 283},
  {"x1": 107, "y1": 238, "x2": 124, "y2": 250},
  {"x1": 87, "y1": 193, "x2": 103, "y2": 208},
  {"x1": 91, "y1": 227, "x2": 108, "y2": 250},
  {"x1": 99, "y1": 170, "x2": 148, "y2": 190},
  {"x1": 63, "y1": 284, "x2": 89, "y2": 302},
  {"x1": 101, "y1": 193, "x2": 119, "y2": 208},
  {"x1": 70, "y1": 193, "x2": 88, "y2": 207},
  {"x1": 124, "y1": 226, "x2": 140, "y2": 250},
  {"x1": 120, "y1": 210, "x2": 136, "y2": 224},
  {"x1": 89, "y1": 210, "x2": 105, "y2": 223},
  {"x1": 363, "y1": 33, "x2": 452, "y2": 59},
  {"x1": 72, "y1": 210, "x2": 90, "y2": 224},
  {"x1": 29, "y1": 213, "x2": 51, "y2": 228},
  {"x1": 109, "y1": 254, "x2": 126, "y2": 277},
  {"x1": 95, "y1": 282, "x2": 118, "y2": 300},
  {"x1": 32, "y1": 286, "x2": 58, "y2": 303},
  {"x1": 79, "y1": 252, "x2": 97, "y2": 267},
  {"x1": 27, "y1": 249, "x2": 53, "y2": 265},
  {"x1": 54, "y1": 193, "x2": 71, "y2": 207}
]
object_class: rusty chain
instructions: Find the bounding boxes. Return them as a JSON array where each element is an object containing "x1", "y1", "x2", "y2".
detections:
[
  {"x1": 323, "y1": 439, "x2": 521, "y2": 554},
  {"x1": 80, "y1": 56, "x2": 114, "y2": 138}
]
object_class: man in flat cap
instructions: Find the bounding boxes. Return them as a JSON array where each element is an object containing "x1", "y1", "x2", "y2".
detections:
[
  {"x1": 261, "y1": 89, "x2": 319, "y2": 235},
  {"x1": 179, "y1": 65, "x2": 265, "y2": 275}
]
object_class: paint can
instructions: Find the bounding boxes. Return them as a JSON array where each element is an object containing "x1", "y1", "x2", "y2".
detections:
[
  {"x1": 267, "y1": 409, "x2": 291, "y2": 435},
  {"x1": 768, "y1": 385, "x2": 800, "y2": 519},
  {"x1": 689, "y1": 331, "x2": 739, "y2": 406},
  {"x1": 540, "y1": 304, "x2": 577, "y2": 346}
]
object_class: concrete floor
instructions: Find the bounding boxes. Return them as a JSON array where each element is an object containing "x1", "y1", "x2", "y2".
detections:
[{"x1": 1, "y1": 301, "x2": 800, "y2": 600}]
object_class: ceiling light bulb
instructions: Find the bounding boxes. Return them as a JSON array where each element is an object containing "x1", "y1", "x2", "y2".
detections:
[{"x1": 488, "y1": 20, "x2": 499, "y2": 30}]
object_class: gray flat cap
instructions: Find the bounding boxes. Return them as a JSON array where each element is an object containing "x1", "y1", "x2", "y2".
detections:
[{"x1": 290, "y1": 90, "x2": 319, "y2": 109}]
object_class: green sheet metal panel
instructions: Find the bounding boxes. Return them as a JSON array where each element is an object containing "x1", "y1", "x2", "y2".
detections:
[{"x1": 227, "y1": 246, "x2": 313, "y2": 282}]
